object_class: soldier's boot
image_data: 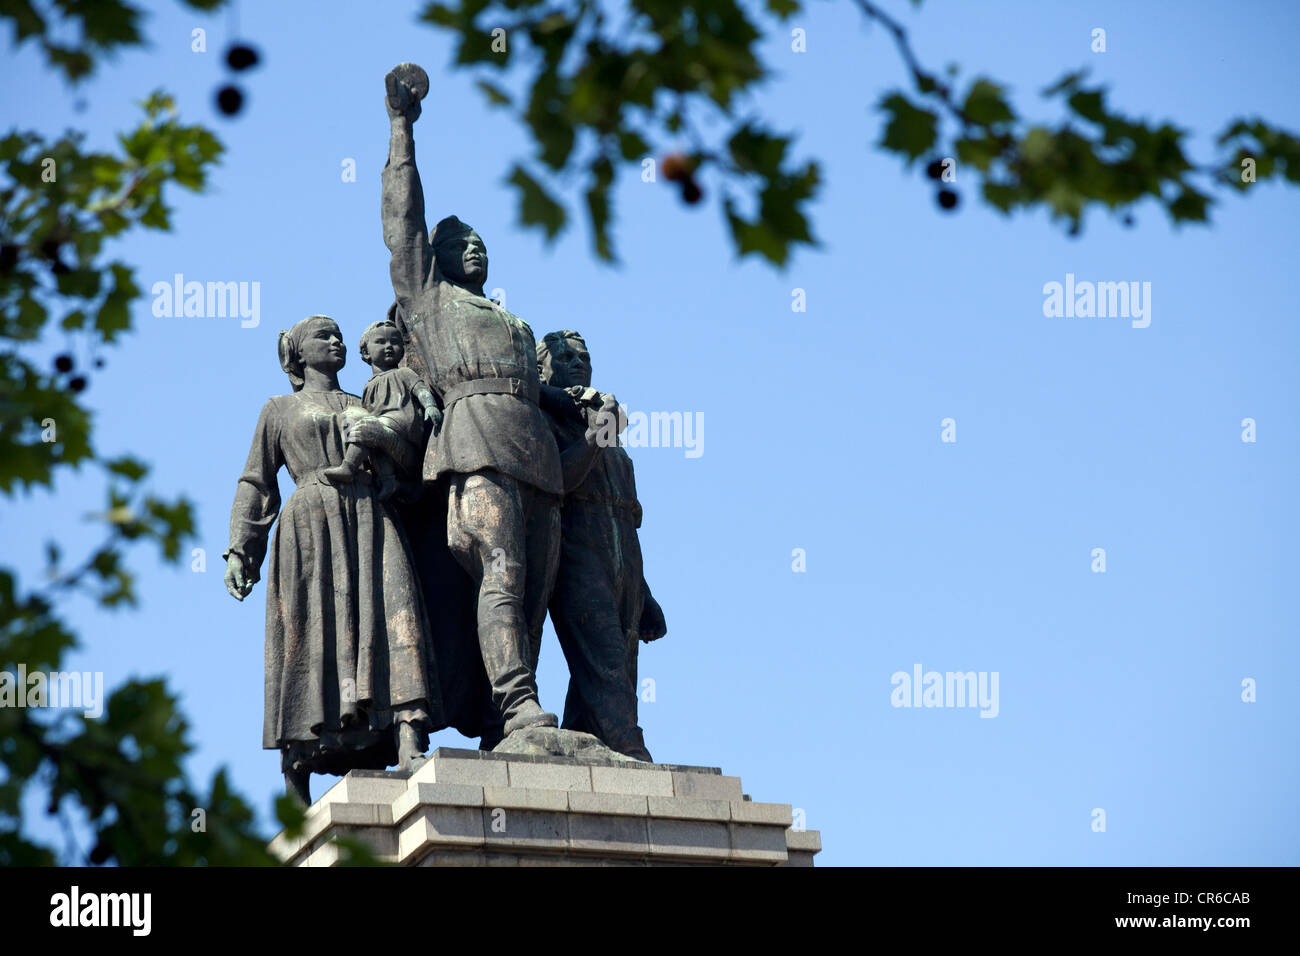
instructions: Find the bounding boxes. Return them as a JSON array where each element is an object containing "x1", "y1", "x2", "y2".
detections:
[
  {"x1": 605, "y1": 723, "x2": 653, "y2": 763},
  {"x1": 504, "y1": 699, "x2": 559, "y2": 735},
  {"x1": 478, "y1": 698, "x2": 506, "y2": 751},
  {"x1": 478, "y1": 607, "x2": 557, "y2": 737},
  {"x1": 284, "y1": 767, "x2": 311, "y2": 806},
  {"x1": 395, "y1": 720, "x2": 427, "y2": 772}
]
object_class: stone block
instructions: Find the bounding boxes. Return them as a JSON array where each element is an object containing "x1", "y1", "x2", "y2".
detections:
[
  {"x1": 730, "y1": 800, "x2": 792, "y2": 827},
  {"x1": 569, "y1": 813, "x2": 651, "y2": 856},
  {"x1": 398, "y1": 805, "x2": 486, "y2": 861},
  {"x1": 322, "y1": 802, "x2": 392, "y2": 827},
  {"x1": 272, "y1": 752, "x2": 819, "y2": 866},
  {"x1": 298, "y1": 824, "x2": 399, "y2": 867},
  {"x1": 483, "y1": 785, "x2": 569, "y2": 813},
  {"x1": 567, "y1": 791, "x2": 648, "y2": 817},
  {"x1": 671, "y1": 772, "x2": 743, "y2": 801},
  {"x1": 302, "y1": 841, "x2": 340, "y2": 868},
  {"x1": 647, "y1": 817, "x2": 731, "y2": 861},
  {"x1": 729, "y1": 822, "x2": 788, "y2": 864},
  {"x1": 412, "y1": 755, "x2": 509, "y2": 788},
  {"x1": 786, "y1": 828, "x2": 822, "y2": 853},
  {"x1": 482, "y1": 808, "x2": 568, "y2": 851},
  {"x1": 590, "y1": 765, "x2": 674, "y2": 797},
  {"x1": 428, "y1": 747, "x2": 488, "y2": 761},
  {"x1": 315, "y1": 771, "x2": 409, "y2": 809},
  {"x1": 647, "y1": 795, "x2": 731, "y2": 822},
  {"x1": 506, "y1": 760, "x2": 592, "y2": 792},
  {"x1": 392, "y1": 781, "x2": 484, "y2": 824},
  {"x1": 416, "y1": 849, "x2": 489, "y2": 867},
  {"x1": 277, "y1": 800, "x2": 395, "y2": 861}
]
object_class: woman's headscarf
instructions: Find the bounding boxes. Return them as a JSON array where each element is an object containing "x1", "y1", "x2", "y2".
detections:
[{"x1": 277, "y1": 314, "x2": 338, "y2": 391}]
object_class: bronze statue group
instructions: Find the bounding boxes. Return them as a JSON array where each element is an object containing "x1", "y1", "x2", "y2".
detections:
[{"x1": 223, "y1": 66, "x2": 664, "y2": 804}]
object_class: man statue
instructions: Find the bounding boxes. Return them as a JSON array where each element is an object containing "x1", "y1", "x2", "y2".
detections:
[
  {"x1": 537, "y1": 330, "x2": 668, "y2": 761},
  {"x1": 379, "y1": 63, "x2": 566, "y2": 739}
]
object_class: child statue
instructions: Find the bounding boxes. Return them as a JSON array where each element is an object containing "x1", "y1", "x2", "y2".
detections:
[{"x1": 322, "y1": 319, "x2": 441, "y2": 499}]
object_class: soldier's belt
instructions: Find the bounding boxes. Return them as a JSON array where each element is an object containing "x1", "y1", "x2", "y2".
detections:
[
  {"x1": 569, "y1": 490, "x2": 642, "y2": 520},
  {"x1": 440, "y1": 376, "x2": 539, "y2": 407}
]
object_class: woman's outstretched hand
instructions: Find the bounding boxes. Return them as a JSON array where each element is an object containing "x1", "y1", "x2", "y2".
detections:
[{"x1": 225, "y1": 554, "x2": 254, "y2": 601}]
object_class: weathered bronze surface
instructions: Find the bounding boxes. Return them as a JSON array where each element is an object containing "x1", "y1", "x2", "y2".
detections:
[
  {"x1": 224, "y1": 316, "x2": 439, "y2": 803},
  {"x1": 538, "y1": 331, "x2": 666, "y2": 762},
  {"x1": 225, "y1": 66, "x2": 672, "y2": 799},
  {"x1": 381, "y1": 62, "x2": 564, "y2": 742}
]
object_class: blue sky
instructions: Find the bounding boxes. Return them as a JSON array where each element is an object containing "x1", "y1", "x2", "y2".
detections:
[{"x1": 2, "y1": 0, "x2": 1298, "y2": 866}]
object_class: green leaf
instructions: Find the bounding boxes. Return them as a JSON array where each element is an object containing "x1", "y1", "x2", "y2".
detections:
[
  {"x1": 725, "y1": 200, "x2": 787, "y2": 265},
  {"x1": 585, "y1": 156, "x2": 615, "y2": 262},
  {"x1": 105, "y1": 456, "x2": 149, "y2": 482},
  {"x1": 14, "y1": 295, "x2": 48, "y2": 338},
  {"x1": 59, "y1": 309, "x2": 86, "y2": 331},
  {"x1": 955, "y1": 134, "x2": 1003, "y2": 172},
  {"x1": 1042, "y1": 70, "x2": 1087, "y2": 98},
  {"x1": 0, "y1": 8, "x2": 282, "y2": 867},
  {"x1": 725, "y1": 221, "x2": 783, "y2": 265},
  {"x1": 728, "y1": 124, "x2": 789, "y2": 175},
  {"x1": 506, "y1": 165, "x2": 567, "y2": 240},
  {"x1": 878, "y1": 93, "x2": 938, "y2": 163},
  {"x1": 617, "y1": 131, "x2": 650, "y2": 162},
  {"x1": 1168, "y1": 187, "x2": 1210, "y2": 223},
  {"x1": 3, "y1": 0, "x2": 46, "y2": 42},
  {"x1": 418, "y1": 3, "x2": 456, "y2": 28},
  {"x1": 1067, "y1": 88, "x2": 1107, "y2": 124},
  {"x1": 765, "y1": 0, "x2": 801, "y2": 18},
  {"x1": 56, "y1": 268, "x2": 101, "y2": 298},
  {"x1": 963, "y1": 79, "x2": 1015, "y2": 126},
  {"x1": 983, "y1": 181, "x2": 1020, "y2": 214},
  {"x1": 475, "y1": 79, "x2": 513, "y2": 107},
  {"x1": 1020, "y1": 126, "x2": 1054, "y2": 162},
  {"x1": 95, "y1": 263, "x2": 139, "y2": 340}
]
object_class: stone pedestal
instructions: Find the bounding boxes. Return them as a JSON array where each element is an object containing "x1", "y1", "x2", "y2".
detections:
[{"x1": 270, "y1": 747, "x2": 821, "y2": 866}]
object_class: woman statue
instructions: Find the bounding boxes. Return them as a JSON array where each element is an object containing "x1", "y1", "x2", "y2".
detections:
[{"x1": 223, "y1": 314, "x2": 440, "y2": 804}]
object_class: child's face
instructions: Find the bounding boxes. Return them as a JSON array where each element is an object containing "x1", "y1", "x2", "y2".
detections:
[{"x1": 366, "y1": 327, "x2": 404, "y2": 370}]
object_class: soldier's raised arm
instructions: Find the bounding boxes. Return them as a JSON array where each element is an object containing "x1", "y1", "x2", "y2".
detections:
[{"x1": 381, "y1": 65, "x2": 432, "y2": 312}]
